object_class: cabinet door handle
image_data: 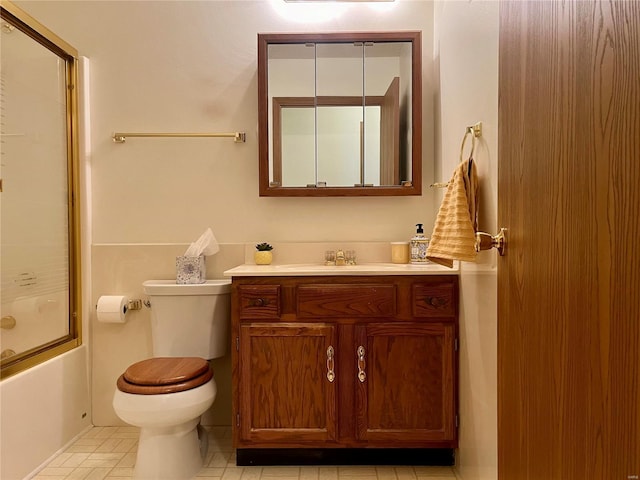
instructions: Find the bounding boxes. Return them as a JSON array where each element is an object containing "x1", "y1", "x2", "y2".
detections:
[
  {"x1": 250, "y1": 298, "x2": 269, "y2": 307},
  {"x1": 424, "y1": 296, "x2": 447, "y2": 308},
  {"x1": 326, "y1": 346, "x2": 335, "y2": 383},
  {"x1": 357, "y1": 345, "x2": 366, "y2": 383}
]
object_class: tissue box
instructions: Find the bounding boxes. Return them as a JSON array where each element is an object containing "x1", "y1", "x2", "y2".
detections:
[{"x1": 176, "y1": 256, "x2": 206, "y2": 284}]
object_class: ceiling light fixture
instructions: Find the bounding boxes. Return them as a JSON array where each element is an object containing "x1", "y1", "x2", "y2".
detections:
[{"x1": 284, "y1": 0, "x2": 395, "y2": 3}]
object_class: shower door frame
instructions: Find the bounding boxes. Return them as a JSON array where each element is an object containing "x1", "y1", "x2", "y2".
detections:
[{"x1": 0, "y1": 0, "x2": 82, "y2": 379}]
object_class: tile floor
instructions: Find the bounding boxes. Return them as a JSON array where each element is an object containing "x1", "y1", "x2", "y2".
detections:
[{"x1": 32, "y1": 426, "x2": 457, "y2": 480}]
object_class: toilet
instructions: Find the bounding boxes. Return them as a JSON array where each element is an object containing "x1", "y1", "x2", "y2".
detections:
[{"x1": 112, "y1": 279, "x2": 231, "y2": 480}]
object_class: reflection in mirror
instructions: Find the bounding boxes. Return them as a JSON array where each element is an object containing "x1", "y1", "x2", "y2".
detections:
[
  {"x1": 274, "y1": 96, "x2": 389, "y2": 187},
  {"x1": 315, "y1": 42, "x2": 363, "y2": 187},
  {"x1": 258, "y1": 32, "x2": 421, "y2": 197},
  {"x1": 1, "y1": 1, "x2": 81, "y2": 379}
]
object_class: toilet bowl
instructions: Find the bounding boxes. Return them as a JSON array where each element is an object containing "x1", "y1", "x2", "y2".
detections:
[
  {"x1": 112, "y1": 280, "x2": 231, "y2": 480},
  {"x1": 113, "y1": 357, "x2": 217, "y2": 480}
]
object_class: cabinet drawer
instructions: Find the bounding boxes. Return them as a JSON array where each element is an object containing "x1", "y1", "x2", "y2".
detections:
[
  {"x1": 412, "y1": 282, "x2": 456, "y2": 318},
  {"x1": 297, "y1": 284, "x2": 396, "y2": 318},
  {"x1": 238, "y1": 285, "x2": 280, "y2": 319}
]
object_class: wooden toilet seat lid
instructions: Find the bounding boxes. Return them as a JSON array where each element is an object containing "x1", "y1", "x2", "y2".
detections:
[{"x1": 117, "y1": 357, "x2": 213, "y2": 395}]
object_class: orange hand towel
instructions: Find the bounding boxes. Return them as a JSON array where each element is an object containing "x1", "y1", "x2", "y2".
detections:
[{"x1": 426, "y1": 159, "x2": 478, "y2": 268}]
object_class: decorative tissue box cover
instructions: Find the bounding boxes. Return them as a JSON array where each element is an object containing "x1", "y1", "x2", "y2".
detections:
[{"x1": 176, "y1": 256, "x2": 206, "y2": 284}]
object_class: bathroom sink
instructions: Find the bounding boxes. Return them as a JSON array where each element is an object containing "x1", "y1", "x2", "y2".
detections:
[
  {"x1": 224, "y1": 262, "x2": 458, "y2": 277},
  {"x1": 274, "y1": 263, "x2": 405, "y2": 271},
  {"x1": 273, "y1": 263, "x2": 345, "y2": 271}
]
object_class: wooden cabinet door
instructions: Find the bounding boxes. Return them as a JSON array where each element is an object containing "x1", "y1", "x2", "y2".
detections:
[
  {"x1": 354, "y1": 323, "x2": 456, "y2": 444},
  {"x1": 238, "y1": 323, "x2": 337, "y2": 444}
]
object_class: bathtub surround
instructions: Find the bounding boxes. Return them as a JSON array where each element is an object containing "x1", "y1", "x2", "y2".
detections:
[{"x1": 0, "y1": 347, "x2": 91, "y2": 480}]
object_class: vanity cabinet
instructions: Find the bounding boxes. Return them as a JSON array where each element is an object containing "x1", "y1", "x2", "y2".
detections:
[{"x1": 231, "y1": 275, "x2": 458, "y2": 453}]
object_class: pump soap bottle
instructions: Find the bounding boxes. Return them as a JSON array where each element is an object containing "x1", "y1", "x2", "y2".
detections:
[{"x1": 410, "y1": 223, "x2": 429, "y2": 264}]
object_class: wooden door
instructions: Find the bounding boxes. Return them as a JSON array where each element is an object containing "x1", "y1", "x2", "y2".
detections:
[
  {"x1": 498, "y1": 1, "x2": 640, "y2": 478},
  {"x1": 354, "y1": 323, "x2": 456, "y2": 445},
  {"x1": 238, "y1": 323, "x2": 337, "y2": 444},
  {"x1": 379, "y1": 76, "x2": 400, "y2": 185}
]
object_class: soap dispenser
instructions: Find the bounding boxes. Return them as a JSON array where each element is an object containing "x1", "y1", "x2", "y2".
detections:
[{"x1": 410, "y1": 223, "x2": 429, "y2": 264}]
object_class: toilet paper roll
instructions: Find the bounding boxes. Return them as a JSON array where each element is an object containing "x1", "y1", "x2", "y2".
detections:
[{"x1": 96, "y1": 295, "x2": 128, "y2": 323}]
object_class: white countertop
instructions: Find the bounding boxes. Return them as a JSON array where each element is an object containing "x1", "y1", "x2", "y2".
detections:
[{"x1": 223, "y1": 262, "x2": 459, "y2": 277}]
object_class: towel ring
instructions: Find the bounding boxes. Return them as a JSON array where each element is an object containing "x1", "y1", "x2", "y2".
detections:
[{"x1": 460, "y1": 122, "x2": 483, "y2": 162}]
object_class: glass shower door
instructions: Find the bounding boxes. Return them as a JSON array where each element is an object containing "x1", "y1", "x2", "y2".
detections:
[{"x1": 0, "y1": 2, "x2": 81, "y2": 378}]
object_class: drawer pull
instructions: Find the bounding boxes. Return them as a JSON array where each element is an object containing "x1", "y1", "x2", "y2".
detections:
[
  {"x1": 326, "y1": 346, "x2": 335, "y2": 383},
  {"x1": 357, "y1": 345, "x2": 366, "y2": 383},
  {"x1": 424, "y1": 296, "x2": 447, "y2": 308},
  {"x1": 250, "y1": 298, "x2": 269, "y2": 307}
]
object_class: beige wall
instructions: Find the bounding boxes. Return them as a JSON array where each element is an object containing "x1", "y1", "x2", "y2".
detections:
[
  {"x1": 435, "y1": 2, "x2": 499, "y2": 480},
  {"x1": 18, "y1": 0, "x2": 437, "y2": 245}
]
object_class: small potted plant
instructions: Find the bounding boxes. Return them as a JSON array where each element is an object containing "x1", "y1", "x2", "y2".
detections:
[{"x1": 254, "y1": 242, "x2": 273, "y2": 265}]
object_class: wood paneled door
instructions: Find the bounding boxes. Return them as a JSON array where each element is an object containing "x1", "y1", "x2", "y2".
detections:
[
  {"x1": 498, "y1": 1, "x2": 640, "y2": 478},
  {"x1": 354, "y1": 323, "x2": 456, "y2": 443},
  {"x1": 238, "y1": 323, "x2": 337, "y2": 444}
]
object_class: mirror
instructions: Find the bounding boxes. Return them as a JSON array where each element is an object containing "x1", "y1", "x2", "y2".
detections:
[
  {"x1": 1, "y1": 1, "x2": 81, "y2": 378},
  {"x1": 258, "y1": 32, "x2": 422, "y2": 197}
]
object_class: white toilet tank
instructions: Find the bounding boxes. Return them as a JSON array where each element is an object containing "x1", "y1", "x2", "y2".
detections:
[{"x1": 142, "y1": 279, "x2": 231, "y2": 359}]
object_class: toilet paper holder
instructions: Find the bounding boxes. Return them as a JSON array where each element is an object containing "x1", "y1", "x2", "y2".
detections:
[
  {"x1": 95, "y1": 298, "x2": 142, "y2": 312},
  {"x1": 127, "y1": 299, "x2": 143, "y2": 311}
]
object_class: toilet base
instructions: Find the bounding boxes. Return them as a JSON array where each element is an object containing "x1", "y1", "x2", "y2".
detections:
[
  {"x1": 133, "y1": 418, "x2": 207, "y2": 480},
  {"x1": 113, "y1": 376, "x2": 216, "y2": 479}
]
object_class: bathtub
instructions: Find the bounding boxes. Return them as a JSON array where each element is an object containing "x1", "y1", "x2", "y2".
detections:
[
  {"x1": 1, "y1": 291, "x2": 69, "y2": 359},
  {"x1": 0, "y1": 345, "x2": 91, "y2": 479}
]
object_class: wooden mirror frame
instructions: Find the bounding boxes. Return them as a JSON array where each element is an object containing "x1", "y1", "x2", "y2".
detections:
[{"x1": 258, "y1": 31, "x2": 422, "y2": 197}]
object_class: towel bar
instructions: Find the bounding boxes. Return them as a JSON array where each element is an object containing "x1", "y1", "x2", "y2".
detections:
[
  {"x1": 112, "y1": 132, "x2": 246, "y2": 143},
  {"x1": 431, "y1": 122, "x2": 483, "y2": 189},
  {"x1": 460, "y1": 122, "x2": 482, "y2": 162}
]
